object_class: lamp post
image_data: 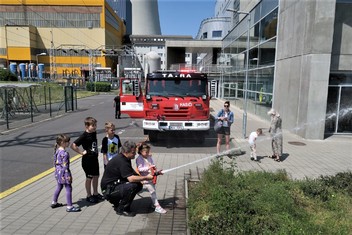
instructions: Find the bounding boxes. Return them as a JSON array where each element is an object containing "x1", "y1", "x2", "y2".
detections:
[
  {"x1": 226, "y1": 8, "x2": 250, "y2": 138},
  {"x1": 5, "y1": 24, "x2": 9, "y2": 68},
  {"x1": 36, "y1": 52, "x2": 47, "y2": 65}
]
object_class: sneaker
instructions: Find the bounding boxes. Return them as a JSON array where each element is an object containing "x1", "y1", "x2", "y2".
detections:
[
  {"x1": 51, "y1": 202, "x2": 63, "y2": 209},
  {"x1": 116, "y1": 210, "x2": 136, "y2": 217},
  {"x1": 66, "y1": 206, "x2": 81, "y2": 212},
  {"x1": 155, "y1": 206, "x2": 167, "y2": 214},
  {"x1": 93, "y1": 193, "x2": 105, "y2": 201},
  {"x1": 86, "y1": 196, "x2": 98, "y2": 203},
  {"x1": 251, "y1": 157, "x2": 259, "y2": 162}
]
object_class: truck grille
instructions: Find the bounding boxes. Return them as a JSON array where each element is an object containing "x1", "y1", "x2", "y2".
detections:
[{"x1": 163, "y1": 107, "x2": 189, "y2": 118}]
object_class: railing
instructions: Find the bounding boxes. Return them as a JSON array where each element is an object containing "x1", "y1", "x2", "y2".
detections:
[{"x1": 0, "y1": 84, "x2": 77, "y2": 132}]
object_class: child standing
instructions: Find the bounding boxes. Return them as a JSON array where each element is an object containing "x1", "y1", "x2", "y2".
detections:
[
  {"x1": 101, "y1": 122, "x2": 122, "y2": 168},
  {"x1": 136, "y1": 143, "x2": 167, "y2": 214},
  {"x1": 71, "y1": 117, "x2": 103, "y2": 203},
  {"x1": 51, "y1": 134, "x2": 81, "y2": 212},
  {"x1": 248, "y1": 128, "x2": 263, "y2": 162}
]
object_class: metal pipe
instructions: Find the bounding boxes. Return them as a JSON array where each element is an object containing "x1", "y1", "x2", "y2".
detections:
[
  {"x1": 243, "y1": 14, "x2": 251, "y2": 139},
  {"x1": 226, "y1": 8, "x2": 251, "y2": 138}
]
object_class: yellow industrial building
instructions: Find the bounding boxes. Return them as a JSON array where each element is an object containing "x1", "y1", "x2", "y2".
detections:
[{"x1": 0, "y1": 0, "x2": 126, "y2": 81}]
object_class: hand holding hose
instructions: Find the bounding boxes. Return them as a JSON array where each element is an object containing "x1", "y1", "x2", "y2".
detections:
[{"x1": 151, "y1": 166, "x2": 163, "y2": 184}]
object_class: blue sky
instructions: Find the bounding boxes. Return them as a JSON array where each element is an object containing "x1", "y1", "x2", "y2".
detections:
[{"x1": 158, "y1": 0, "x2": 215, "y2": 37}]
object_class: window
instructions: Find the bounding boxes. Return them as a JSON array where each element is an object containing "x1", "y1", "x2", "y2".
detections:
[
  {"x1": 259, "y1": 9, "x2": 278, "y2": 41},
  {"x1": 122, "y1": 82, "x2": 133, "y2": 95},
  {"x1": 147, "y1": 79, "x2": 207, "y2": 96},
  {"x1": 212, "y1": 30, "x2": 222, "y2": 38},
  {"x1": 202, "y1": 32, "x2": 208, "y2": 39}
]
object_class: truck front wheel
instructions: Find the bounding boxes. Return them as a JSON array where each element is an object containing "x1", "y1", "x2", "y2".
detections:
[{"x1": 148, "y1": 131, "x2": 158, "y2": 143}]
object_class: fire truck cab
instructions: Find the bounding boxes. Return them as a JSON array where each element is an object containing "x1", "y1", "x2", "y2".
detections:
[{"x1": 120, "y1": 70, "x2": 211, "y2": 143}]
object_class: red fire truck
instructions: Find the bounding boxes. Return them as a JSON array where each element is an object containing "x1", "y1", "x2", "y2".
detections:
[{"x1": 119, "y1": 70, "x2": 211, "y2": 143}]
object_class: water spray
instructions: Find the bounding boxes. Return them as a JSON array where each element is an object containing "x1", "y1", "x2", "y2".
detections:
[
  {"x1": 160, "y1": 147, "x2": 242, "y2": 174},
  {"x1": 157, "y1": 113, "x2": 333, "y2": 176}
]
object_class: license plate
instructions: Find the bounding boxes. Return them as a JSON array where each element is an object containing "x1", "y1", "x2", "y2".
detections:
[
  {"x1": 170, "y1": 126, "x2": 184, "y2": 130},
  {"x1": 169, "y1": 123, "x2": 183, "y2": 130}
]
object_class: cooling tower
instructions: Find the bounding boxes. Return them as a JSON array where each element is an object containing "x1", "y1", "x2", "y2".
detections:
[{"x1": 131, "y1": 0, "x2": 161, "y2": 35}]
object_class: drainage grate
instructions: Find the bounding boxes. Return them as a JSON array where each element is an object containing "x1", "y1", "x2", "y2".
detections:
[{"x1": 288, "y1": 141, "x2": 306, "y2": 146}]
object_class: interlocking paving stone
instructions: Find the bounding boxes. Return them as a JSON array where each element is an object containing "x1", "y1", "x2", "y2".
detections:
[{"x1": 1, "y1": 98, "x2": 351, "y2": 235}]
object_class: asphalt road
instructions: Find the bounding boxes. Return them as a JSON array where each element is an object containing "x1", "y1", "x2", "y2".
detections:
[{"x1": 0, "y1": 94, "x2": 218, "y2": 192}]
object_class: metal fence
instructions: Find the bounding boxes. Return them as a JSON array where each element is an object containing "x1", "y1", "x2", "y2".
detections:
[{"x1": 0, "y1": 84, "x2": 77, "y2": 132}]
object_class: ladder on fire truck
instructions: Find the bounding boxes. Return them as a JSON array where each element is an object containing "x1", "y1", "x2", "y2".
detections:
[{"x1": 209, "y1": 80, "x2": 218, "y2": 97}]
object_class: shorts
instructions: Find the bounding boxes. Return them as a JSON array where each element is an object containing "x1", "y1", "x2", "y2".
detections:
[
  {"x1": 218, "y1": 126, "x2": 230, "y2": 135},
  {"x1": 82, "y1": 154, "x2": 99, "y2": 178}
]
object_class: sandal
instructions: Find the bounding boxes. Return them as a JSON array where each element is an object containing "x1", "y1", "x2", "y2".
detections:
[
  {"x1": 275, "y1": 158, "x2": 281, "y2": 162},
  {"x1": 51, "y1": 202, "x2": 63, "y2": 209}
]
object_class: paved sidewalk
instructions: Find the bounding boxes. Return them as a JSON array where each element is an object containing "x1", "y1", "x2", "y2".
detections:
[
  {"x1": 1, "y1": 98, "x2": 351, "y2": 235},
  {"x1": 211, "y1": 99, "x2": 352, "y2": 180}
]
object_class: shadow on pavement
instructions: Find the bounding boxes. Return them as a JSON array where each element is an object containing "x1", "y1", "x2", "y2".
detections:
[{"x1": 75, "y1": 197, "x2": 105, "y2": 209}]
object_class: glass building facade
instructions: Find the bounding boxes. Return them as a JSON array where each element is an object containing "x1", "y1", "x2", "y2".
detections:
[
  {"x1": 220, "y1": 0, "x2": 351, "y2": 137},
  {"x1": 324, "y1": 1, "x2": 352, "y2": 135},
  {"x1": 221, "y1": 0, "x2": 278, "y2": 121},
  {"x1": 325, "y1": 74, "x2": 352, "y2": 135}
]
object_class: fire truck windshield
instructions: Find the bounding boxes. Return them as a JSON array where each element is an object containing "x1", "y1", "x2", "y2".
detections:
[{"x1": 147, "y1": 79, "x2": 207, "y2": 97}]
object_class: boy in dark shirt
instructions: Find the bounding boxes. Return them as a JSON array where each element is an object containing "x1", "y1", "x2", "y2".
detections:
[{"x1": 71, "y1": 117, "x2": 103, "y2": 203}]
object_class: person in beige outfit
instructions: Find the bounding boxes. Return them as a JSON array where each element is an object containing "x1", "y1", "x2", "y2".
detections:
[{"x1": 268, "y1": 108, "x2": 283, "y2": 162}]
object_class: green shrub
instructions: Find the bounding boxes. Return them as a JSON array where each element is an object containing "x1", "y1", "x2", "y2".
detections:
[
  {"x1": 0, "y1": 68, "x2": 18, "y2": 81},
  {"x1": 188, "y1": 161, "x2": 352, "y2": 234},
  {"x1": 300, "y1": 179, "x2": 332, "y2": 201},
  {"x1": 86, "y1": 82, "x2": 111, "y2": 92},
  {"x1": 319, "y1": 172, "x2": 352, "y2": 196},
  {"x1": 300, "y1": 172, "x2": 352, "y2": 201}
]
